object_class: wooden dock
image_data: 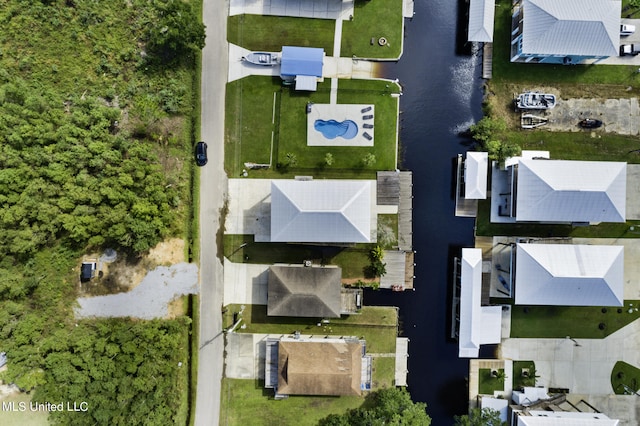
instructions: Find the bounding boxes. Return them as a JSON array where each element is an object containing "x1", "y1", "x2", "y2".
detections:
[
  {"x1": 482, "y1": 43, "x2": 493, "y2": 79},
  {"x1": 398, "y1": 172, "x2": 413, "y2": 251}
]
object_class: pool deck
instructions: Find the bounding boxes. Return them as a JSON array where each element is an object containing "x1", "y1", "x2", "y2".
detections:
[{"x1": 307, "y1": 103, "x2": 375, "y2": 147}]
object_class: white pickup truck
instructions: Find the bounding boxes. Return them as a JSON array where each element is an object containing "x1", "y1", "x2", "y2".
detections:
[{"x1": 620, "y1": 44, "x2": 640, "y2": 56}]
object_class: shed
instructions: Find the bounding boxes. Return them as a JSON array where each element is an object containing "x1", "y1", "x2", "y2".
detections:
[
  {"x1": 280, "y1": 46, "x2": 324, "y2": 91},
  {"x1": 468, "y1": 0, "x2": 495, "y2": 42}
]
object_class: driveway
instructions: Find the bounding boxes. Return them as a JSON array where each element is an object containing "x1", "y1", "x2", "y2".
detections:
[
  {"x1": 223, "y1": 259, "x2": 269, "y2": 306},
  {"x1": 533, "y1": 97, "x2": 640, "y2": 135},
  {"x1": 229, "y1": 0, "x2": 353, "y2": 19},
  {"x1": 226, "y1": 179, "x2": 272, "y2": 241}
]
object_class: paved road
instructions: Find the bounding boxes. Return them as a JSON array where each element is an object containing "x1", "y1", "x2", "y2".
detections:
[{"x1": 194, "y1": 0, "x2": 229, "y2": 425}]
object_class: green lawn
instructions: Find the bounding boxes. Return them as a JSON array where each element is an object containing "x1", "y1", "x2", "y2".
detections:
[
  {"x1": 512, "y1": 361, "x2": 537, "y2": 390},
  {"x1": 611, "y1": 361, "x2": 640, "y2": 395},
  {"x1": 371, "y1": 357, "x2": 396, "y2": 389},
  {"x1": 0, "y1": 393, "x2": 50, "y2": 426},
  {"x1": 340, "y1": 0, "x2": 403, "y2": 59},
  {"x1": 227, "y1": 15, "x2": 336, "y2": 55},
  {"x1": 510, "y1": 302, "x2": 640, "y2": 338},
  {"x1": 478, "y1": 368, "x2": 505, "y2": 395},
  {"x1": 476, "y1": 199, "x2": 640, "y2": 239},
  {"x1": 223, "y1": 235, "x2": 373, "y2": 279},
  {"x1": 220, "y1": 378, "x2": 364, "y2": 426},
  {"x1": 225, "y1": 76, "x2": 401, "y2": 178},
  {"x1": 224, "y1": 305, "x2": 398, "y2": 353}
]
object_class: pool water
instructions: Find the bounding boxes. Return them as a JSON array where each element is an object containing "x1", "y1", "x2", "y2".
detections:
[{"x1": 314, "y1": 119, "x2": 358, "y2": 139}]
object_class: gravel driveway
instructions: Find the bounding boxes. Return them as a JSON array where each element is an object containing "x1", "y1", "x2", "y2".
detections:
[{"x1": 75, "y1": 263, "x2": 199, "y2": 320}]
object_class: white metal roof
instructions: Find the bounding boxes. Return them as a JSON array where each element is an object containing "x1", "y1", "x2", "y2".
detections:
[
  {"x1": 515, "y1": 243, "x2": 624, "y2": 307},
  {"x1": 271, "y1": 180, "x2": 372, "y2": 243},
  {"x1": 522, "y1": 0, "x2": 620, "y2": 57},
  {"x1": 295, "y1": 75, "x2": 318, "y2": 91},
  {"x1": 517, "y1": 411, "x2": 619, "y2": 426},
  {"x1": 459, "y1": 248, "x2": 502, "y2": 358},
  {"x1": 468, "y1": 0, "x2": 495, "y2": 42},
  {"x1": 515, "y1": 159, "x2": 626, "y2": 223},
  {"x1": 465, "y1": 151, "x2": 488, "y2": 199}
]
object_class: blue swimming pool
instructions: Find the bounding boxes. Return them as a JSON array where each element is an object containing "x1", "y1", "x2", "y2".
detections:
[{"x1": 314, "y1": 119, "x2": 358, "y2": 140}]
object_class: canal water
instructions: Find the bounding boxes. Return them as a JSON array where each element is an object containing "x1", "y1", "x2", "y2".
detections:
[{"x1": 367, "y1": 0, "x2": 484, "y2": 423}]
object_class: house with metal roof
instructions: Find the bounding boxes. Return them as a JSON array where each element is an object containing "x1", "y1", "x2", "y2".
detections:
[
  {"x1": 514, "y1": 243, "x2": 624, "y2": 307},
  {"x1": 510, "y1": 0, "x2": 621, "y2": 64},
  {"x1": 458, "y1": 248, "x2": 502, "y2": 358},
  {"x1": 280, "y1": 46, "x2": 324, "y2": 91},
  {"x1": 468, "y1": 0, "x2": 495, "y2": 42},
  {"x1": 267, "y1": 264, "x2": 342, "y2": 318},
  {"x1": 270, "y1": 179, "x2": 374, "y2": 243},
  {"x1": 464, "y1": 151, "x2": 489, "y2": 199},
  {"x1": 514, "y1": 411, "x2": 619, "y2": 425},
  {"x1": 501, "y1": 158, "x2": 626, "y2": 224},
  {"x1": 264, "y1": 337, "x2": 368, "y2": 396}
]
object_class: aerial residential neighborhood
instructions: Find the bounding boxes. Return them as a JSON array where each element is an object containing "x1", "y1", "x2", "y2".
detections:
[{"x1": 2, "y1": 0, "x2": 640, "y2": 425}]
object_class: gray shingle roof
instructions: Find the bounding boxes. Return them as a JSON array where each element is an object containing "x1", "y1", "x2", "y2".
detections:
[{"x1": 267, "y1": 265, "x2": 342, "y2": 318}]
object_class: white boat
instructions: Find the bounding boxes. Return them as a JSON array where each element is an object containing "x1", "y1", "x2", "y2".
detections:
[
  {"x1": 521, "y1": 114, "x2": 548, "y2": 129},
  {"x1": 515, "y1": 92, "x2": 556, "y2": 110},
  {"x1": 242, "y1": 52, "x2": 279, "y2": 66}
]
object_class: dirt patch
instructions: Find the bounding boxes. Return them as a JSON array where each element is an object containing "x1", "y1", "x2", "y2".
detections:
[
  {"x1": 79, "y1": 238, "x2": 186, "y2": 296},
  {"x1": 148, "y1": 238, "x2": 185, "y2": 265},
  {"x1": 166, "y1": 296, "x2": 186, "y2": 319}
]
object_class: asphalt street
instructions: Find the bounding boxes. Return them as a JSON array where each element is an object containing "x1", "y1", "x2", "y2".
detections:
[{"x1": 193, "y1": 1, "x2": 229, "y2": 425}]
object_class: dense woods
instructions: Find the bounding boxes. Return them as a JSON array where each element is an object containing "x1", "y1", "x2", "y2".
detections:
[{"x1": 0, "y1": 0, "x2": 204, "y2": 423}]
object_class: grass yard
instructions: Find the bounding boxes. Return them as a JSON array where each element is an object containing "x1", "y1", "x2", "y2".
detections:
[
  {"x1": 512, "y1": 361, "x2": 538, "y2": 390},
  {"x1": 0, "y1": 393, "x2": 50, "y2": 426},
  {"x1": 510, "y1": 302, "x2": 640, "y2": 338},
  {"x1": 611, "y1": 361, "x2": 640, "y2": 395},
  {"x1": 340, "y1": 0, "x2": 403, "y2": 59},
  {"x1": 478, "y1": 368, "x2": 505, "y2": 395},
  {"x1": 223, "y1": 235, "x2": 378, "y2": 279},
  {"x1": 371, "y1": 357, "x2": 396, "y2": 389},
  {"x1": 220, "y1": 378, "x2": 364, "y2": 426},
  {"x1": 227, "y1": 15, "x2": 336, "y2": 54},
  {"x1": 224, "y1": 305, "x2": 398, "y2": 353},
  {"x1": 225, "y1": 76, "x2": 401, "y2": 178}
]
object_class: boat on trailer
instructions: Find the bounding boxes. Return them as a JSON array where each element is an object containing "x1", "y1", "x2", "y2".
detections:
[
  {"x1": 521, "y1": 114, "x2": 548, "y2": 129},
  {"x1": 242, "y1": 52, "x2": 279, "y2": 66},
  {"x1": 515, "y1": 91, "x2": 556, "y2": 110}
]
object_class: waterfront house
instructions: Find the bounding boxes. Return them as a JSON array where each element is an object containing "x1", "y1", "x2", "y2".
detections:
[
  {"x1": 264, "y1": 336, "x2": 368, "y2": 396},
  {"x1": 270, "y1": 179, "x2": 375, "y2": 243},
  {"x1": 468, "y1": 0, "x2": 495, "y2": 42},
  {"x1": 514, "y1": 243, "x2": 624, "y2": 307},
  {"x1": 500, "y1": 159, "x2": 626, "y2": 224},
  {"x1": 267, "y1": 264, "x2": 342, "y2": 318},
  {"x1": 510, "y1": 0, "x2": 621, "y2": 64}
]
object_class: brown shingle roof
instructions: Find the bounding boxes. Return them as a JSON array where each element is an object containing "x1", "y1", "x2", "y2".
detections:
[{"x1": 277, "y1": 340, "x2": 362, "y2": 396}]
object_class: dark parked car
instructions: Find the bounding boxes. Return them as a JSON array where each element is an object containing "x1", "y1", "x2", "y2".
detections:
[
  {"x1": 195, "y1": 141, "x2": 208, "y2": 166},
  {"x1": 578, "y1": 119, "x2": 603, "y2": 129}
]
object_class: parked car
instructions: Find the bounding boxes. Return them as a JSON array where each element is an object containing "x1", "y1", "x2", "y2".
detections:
[
  {"x1": 620, "y1": 44, "x2": 640, "y2": 56},
  {"x1": 621, "y1": 24, "x2": 636, "y2": 36},
  {"x1": 195, "y1": 141, "x2": 208, "y2": 166},
  {"x1": 578, "y1": 118, "x2": 603, "y2": 129}
]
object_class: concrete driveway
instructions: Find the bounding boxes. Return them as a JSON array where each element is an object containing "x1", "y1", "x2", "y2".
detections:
[
  {"x1": 226, "y1": 179, "x2": 272, "y2": 241},
  {"x1": 229, "y1": 0, "x2": 353, "y2": 19},
  {"x1": 223, "y1": 259, "x2": 269, "y2": 306}
]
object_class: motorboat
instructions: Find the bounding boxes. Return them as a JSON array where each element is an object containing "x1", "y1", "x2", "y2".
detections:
[
  {"x1": 578, "y1": 118, "x2": 603, "y2": 129},
  {"x1": 521, "y1": 114, "x2": 548, "y2": 129},
  {"x1": 242, "y1": 52, "x2": 279, "y2": 66},
  {"x1": 515, "y1": 91, "x2": 556, "y2": 110}
]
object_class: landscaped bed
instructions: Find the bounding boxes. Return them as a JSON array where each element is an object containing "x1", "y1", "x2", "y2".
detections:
[
  {"x1": 478, "y1": 368, "x2": 506, "y2": 395},
  {"x1": 512, "y1": 360, "x2": 538, "y2": 390},
  {"x1": 611, "y1": 360, "x2": 640, "y2": 395},
  {"x1": 510, "y1": 302, "x2": 640, "y2": 339}
]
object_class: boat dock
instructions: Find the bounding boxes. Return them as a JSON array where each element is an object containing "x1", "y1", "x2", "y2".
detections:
[
  {"x1": 455, "y1": 154, "x2": 479, "y2": 217},
  {"x1": 377, "y1": 171, "x2": 414, "y2": 290},
  {"x1": 482, "y1": 43, "x2": 493, "y2": 79},
  {"x1": 395, "y1": 337, "x2": 409, "y2": 386}
]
